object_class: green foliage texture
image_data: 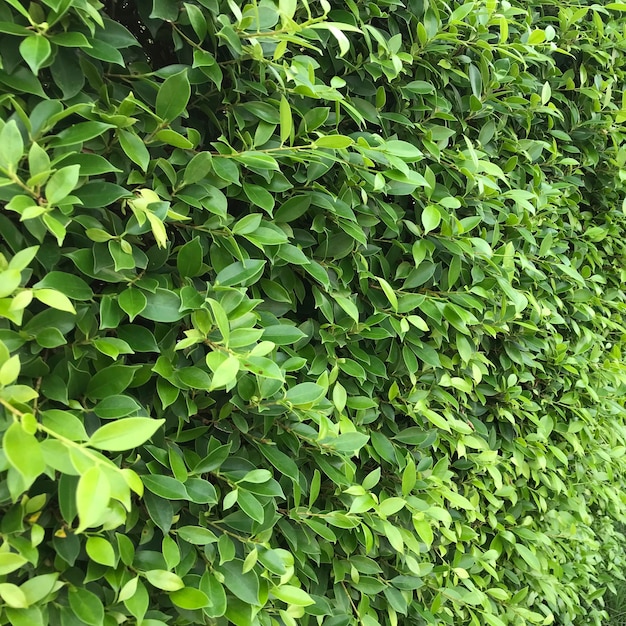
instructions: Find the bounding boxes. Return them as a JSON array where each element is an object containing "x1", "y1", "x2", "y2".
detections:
[{"x1": 1, "y1": 0, "x2": 626, "y2": 624}]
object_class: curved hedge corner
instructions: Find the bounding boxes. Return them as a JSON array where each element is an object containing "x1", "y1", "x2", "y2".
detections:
[{"x1": 1, "y1": 0, "x2": 626, "y2": 624}]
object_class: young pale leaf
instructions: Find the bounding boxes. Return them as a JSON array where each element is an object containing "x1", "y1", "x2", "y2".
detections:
[
  {"x1": 89, "y1": 417, "x2": 164, "y2": 451},
  {"x1": 0, "y1": 583, "x2": 28, "y2": 609},
  {"x1": 271, "y1": 585, "x2": 315, "y2": 606},
  {"x1": 170, "y1": 587, "x2": 211, "y2": 610},
  {"x1": 279, "y1": 95, "x2": 292, "y2": 144},
  {"x1": 314, "y1": 135, "x2": 354, "y2": 149},
  {"x1": 145, "y1": 570, "x2": 184, "y2": 592},
  {"x1": 0, "y1": 554, "x2": 28, "y2": 576},
  {"x1": 85, "y1": 536, "x2": 116, "y2": 567},
  {"x1": 3, "y1": 422, "x2": 45, "y2": 485},
  {"x1": 76, "y1": 466, "x2": 111, "y2": 533},
  {"x1": 209, "y1": 356, "x2": 240, "y2": 390}
]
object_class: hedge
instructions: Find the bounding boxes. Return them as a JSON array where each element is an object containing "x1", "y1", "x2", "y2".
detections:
[{"x1": 1, "y1": 0, "x2": 626, "y2": 624}]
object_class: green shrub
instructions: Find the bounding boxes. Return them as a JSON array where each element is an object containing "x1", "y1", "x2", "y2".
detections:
[{"x1": 1, "y1": 0, "x2": 626, "y2": 624}]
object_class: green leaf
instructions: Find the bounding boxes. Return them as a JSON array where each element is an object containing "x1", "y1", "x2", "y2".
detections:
[
  {"x1": 52, "y1": 122, "x2": 115, "y2": 147},
  {"x1": 314, "y1": 135, "x2": 354, "y2": 149},
  {"x1": 86, "y1": 365, "x2": 137, "y2": 399},
  {"x1": 237, "y1": 490, "x2": 264, "y2": 522},
  {"x1": 4, "y1": 607, "x2": 44, "y2": 626},
  {"x1": 183, "y1": 152, "x2": 212, "y2": 185},
  {"x1": 332, "y1": 294, "x2": 359, "y2": 322},
  {"x1": 84, "y1": 38, "x2": 125, "y2": 65},
  {"x1": 242, "y1": 183, "x2": 275, "y2": 214},
  {"x1": 118, "y1": 130, "x2": 150, "y2": 171},
  {"x1": 210, "y1": 355, "x2": 240, "y2": 389},
  {"x1": 33, "y1": 288, "x2": 77, "y2": 314},
  {"x1": 3, "y1": 422, "x2": 45, "y2": 486},
  {"x1": 375, "y1": 276, "x2": 398, "y2": 312},
  {"x1": 118, "y1": 288, "x2": 148, "y2": 321},
  {"x1": 41, "y1": 409, "x2": 88, "y2": 441},
  {"x1": 218, "y1": 560, "x2": 260, "y2": 605},
  {"x1": 176, "y1": 237, "x2": 204, "y2": 277},
  {"x1": 285, "y1": 382, "x2": 326, "y2": 406},
  {"x1": 156, "y1": 70, "x2": 191, "y2": 122},
  {"x1": 142, "y1": 475, "x2": 188, "y2": 500},
  {"x1": 515, "y1": 544, "x2": 541, "y2": 570},
  {"x1": 279, "y1": 95, "x2": 292, "y2": 143},
  {"x1": 0, "y1": 553, "x2": 28, "y2": 576},
  {"x1": 262, "y1": 325, "x2": 306, "y2": 345},
  {"x1": 215, "y1": 260, "x2": 266, "y2": 287},
  {"x1": 19, "y1": 35, "x2": 51, "y2": 75},
  {"x1": 328, "y1": 432, "x2": 370, "y2": 455},
  {"x1": 274, "y1": 195, "x2": 311, "y2": 222},
  {"x1": 0, "y1": 269, "x2": 21, "y2": 298},
  {"x1": 177, "y1": 525, "x2": 218, "y2": 545},
  {"x1": 68, "y1": 588, "x2": 104, "y2": 626},
  {"x1": 141, "y1": 289, "x2": 184, "y2": 322},
  {"x1": 381, "y1": 140, "x2": 422, "y2": 160},
  {"x1": 46, "y1": 165, "x2": 80, "y2": 205},
  {"x1": 0, "y1": 120, "x2": 24, "y2": 172},
  {"x1": 271, "y1": 585, "x2": 315, "y2": 606},
  {"x1": 170, "y1": 587, "x2": 211, "y2": 609},
  {"x1": 421, "y1": 205, "x2": 441, "y2": 234},
  {"x1": 85, "y1": 536, "x2": 116, "y2": 567},
  {"x1": 0, "y1": 584, "x2": 28, "y2": 609},
  {"x1": 33, "y1": 272, "x2": 92, "y2": 300},
  {"x1": 93, "y1": 395, "x2": 142, "y2": 419},
  {"x1": 144, "y1": 570, "x2": 184, "y2": 591},
  {"x1": 76, "y1": 466, "x2": 111, "y2": 533},
  {"x1": 89, "y1": 417, "x2": 164, "y2": 451}
]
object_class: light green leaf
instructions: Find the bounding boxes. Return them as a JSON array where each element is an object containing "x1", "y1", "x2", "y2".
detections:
[
  {"x1": 3, "y1": 422, "x2": 45, "y2": 486},
  {"x1": 33, "y1": 289, "x2": 76, "y2": 314},
  {"x1": 209, "y1": 356, "x2": 240, "y2": 390},
  {"x1": 0, "y1": 553, "x2": 28, "y2": 576},
  {"x1": 0, "y1": 583, "x2": 28, "y2": 609},
  {"x1": 421, "y1": 205, "x2": 441, "y2": 234},
  {"x1": 45, "y1": 165, "x2": 81, "y2": 205},
  {"x1": 68, "y1": 588, "x2": 104, "y2": 626},
  {"x1": 89, "y1": 417, "x2": 164, "y2": 451},
  {"x1": 285, "y1": 382, "x2": 326, "y2": 406},
  {"x1": 19, "y1": 35, "x2": 51, "y2": 77},
  {"x1": 0, "y1": 120, "x2": 24, "y2": 173},
  {"x1": 279, "y1": 95, "x2": 292, "y2": 144},
  {"x1": 170, "y1": 587, "x2": 211, "y2": 609},
  {"x1": 515, "y1": 544, "x2": 541, "y2": 570},
  {"x1": 314, "y1": 135, "x2": 354, "y2": 149},
  {"x1": 332, "y1": 294, "x2": 359, "y2": 322},
  {"x1": 375, "y1": 276, "x2": 398, "y2": 312},
  {"x1": 145, "y1": 570, "x2": 184, "y2": 591},
  {"x1": 118, "y1": 130, "x2": 150, "y2": 171},
  {"x1": 76, "y1": 466, "x2": 111, "y2": 533},
  {"x1": 271, "y1": 585, "x2": 315, "y2": 606},
  {"x1": 86, "y1": 536, "x2": 116, "y2": 567}
]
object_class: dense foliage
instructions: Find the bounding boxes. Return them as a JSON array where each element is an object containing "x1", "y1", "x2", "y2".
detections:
[{"x1": 1, "y1": 0, "x2": 626, "y2": 624}]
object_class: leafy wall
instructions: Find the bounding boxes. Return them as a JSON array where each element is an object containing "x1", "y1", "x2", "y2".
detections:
[{"x1": 1, "y1": 0, "x2": 626, "y2": 624}]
